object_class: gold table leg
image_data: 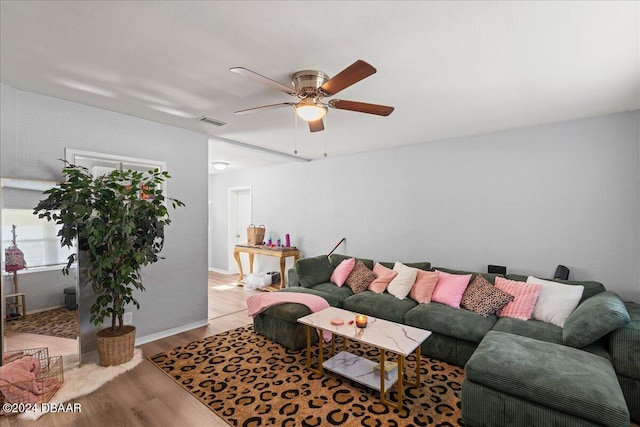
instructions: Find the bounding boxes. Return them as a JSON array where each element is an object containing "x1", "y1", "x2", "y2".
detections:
[
  {"x1": 379, "y1": 348, "x2": 421, "y2": 410},
  {"x1": 305, "y1": 325, "x2": 323, "y2": 375},
  {"x1": 397, "y1": 355, "x2": 404, "y2": 410}
]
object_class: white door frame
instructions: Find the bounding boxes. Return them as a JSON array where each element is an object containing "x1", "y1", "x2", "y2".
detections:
[{"x1": 227, "y1": 186, "x2": 252, "y2": 273}]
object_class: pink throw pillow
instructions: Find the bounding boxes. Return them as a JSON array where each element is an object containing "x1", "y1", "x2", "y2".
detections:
[
  {"x1": 330, "y1": 258, "x2": 355, "y2": 287},
  {"x1": 369, "y1": 263, "x2": 397, "y2": 293},
  {"x1": 495, "y1": 277, "x2": 542, "y2": 320},
  {"x1": 410, "y1": 270, "x2": 439, "y2": 303},
  {"x1": 431, "y1": 271, "x2": 472, "y2": 308}
]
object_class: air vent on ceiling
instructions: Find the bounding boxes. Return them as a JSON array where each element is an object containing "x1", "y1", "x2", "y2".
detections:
[{"x1": 198, "y1": 116, "x2": 227, "y2": 127}]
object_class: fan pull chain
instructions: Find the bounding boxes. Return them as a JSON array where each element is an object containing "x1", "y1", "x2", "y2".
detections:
[
  {"x1": 293, "y1": 109, "x2": 298, "y2": 155},
  {"x1": 323, "y1": 115, "x2": 327, "y2": 157}
]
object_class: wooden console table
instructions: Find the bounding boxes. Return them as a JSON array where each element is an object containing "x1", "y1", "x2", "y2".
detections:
[{"x1": 234, "y1": 245, "x2": 300, "y2": 289}]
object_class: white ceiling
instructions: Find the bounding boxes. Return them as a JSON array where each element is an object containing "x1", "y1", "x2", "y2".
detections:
[{"x1": 1, "y1": 1, "x2": 638, "y2": 171}]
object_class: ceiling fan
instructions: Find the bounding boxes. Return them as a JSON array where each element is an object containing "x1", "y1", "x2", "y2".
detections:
[{"x1": 230, "y1": 60, "x2": 394, "y2": 132}]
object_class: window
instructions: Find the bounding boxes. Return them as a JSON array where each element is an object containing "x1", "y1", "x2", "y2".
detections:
[{"x1": 2, "y1": 209, "x2": 75, "y2": 269}]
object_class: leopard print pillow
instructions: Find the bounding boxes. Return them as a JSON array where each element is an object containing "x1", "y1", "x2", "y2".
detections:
[
  {"x1": 345, "y1": 261, "x2": 377, "y2": 294},
  {"x1": 461, "y1": 274, "x2": 513, "y2": 317}
]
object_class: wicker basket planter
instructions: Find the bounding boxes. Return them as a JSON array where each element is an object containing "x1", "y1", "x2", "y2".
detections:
[{"x1": 96, "y1": 326, "x2": 136, "y2": 366}]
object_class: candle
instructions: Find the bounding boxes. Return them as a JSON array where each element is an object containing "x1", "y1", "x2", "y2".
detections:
[
  {"x1": 285, "y1": 234, "x2": 290, "y2": 247},
  {"x1": 355, "y1": 315, "x2": 368, "y2": 328}
]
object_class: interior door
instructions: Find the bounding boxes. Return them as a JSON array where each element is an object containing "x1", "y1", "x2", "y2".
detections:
[{"x1": 227, "y1": 187, "x2": 251, "y2": 274}]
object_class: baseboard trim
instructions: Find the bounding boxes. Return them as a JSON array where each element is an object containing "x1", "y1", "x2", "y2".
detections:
[
  {"x1": 26, "y1": 305, "x2": 66, "y2": 315},
  {"x1": 134, "y1": 320, "x2": 209, "y2": 346},
  {"x1": 209, "y1": 267, "x2": 230, "y2": 274}
]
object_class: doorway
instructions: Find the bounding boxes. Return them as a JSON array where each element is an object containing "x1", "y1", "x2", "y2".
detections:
[{"x1": 227, "y1": 187, "x2": 252, "y2": 274}]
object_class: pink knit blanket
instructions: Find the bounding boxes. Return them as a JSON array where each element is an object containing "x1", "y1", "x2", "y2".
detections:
[
  {"x1": 0, "y1": 355, "x2": 61, "y2": 413},
  {"x1": 246, "y1": 292, "x2": 332, "y2": 342}
]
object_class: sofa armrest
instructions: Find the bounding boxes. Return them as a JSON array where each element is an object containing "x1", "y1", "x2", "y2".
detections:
[
  {"x1": 287, "y1": 268, "x2": 301, "y2": 287},
  {"x1": 609, "y1": 302, "x2": 640, "y2": 379},
  {"x1": 295, "y1": 254, "x2": 334, "y2": 288}
]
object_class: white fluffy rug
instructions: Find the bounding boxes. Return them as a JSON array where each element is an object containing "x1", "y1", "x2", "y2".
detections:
[{"x1": 19, "y1": 348, "x2": 144, "y2": 421}]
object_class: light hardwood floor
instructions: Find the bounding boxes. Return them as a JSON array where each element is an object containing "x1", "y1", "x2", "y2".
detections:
[{"x1": 2, "y1": 272, "x2": 260, "y2": 427}]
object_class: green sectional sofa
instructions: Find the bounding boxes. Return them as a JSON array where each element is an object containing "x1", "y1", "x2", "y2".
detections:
[{"x1": 250, "y1": 253, "x2": 639, "y2": 425}]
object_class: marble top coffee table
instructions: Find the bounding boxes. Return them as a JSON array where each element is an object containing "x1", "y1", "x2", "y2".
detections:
[{"x1": 298, "y1": 306, "x2": 432, "y2": 409}]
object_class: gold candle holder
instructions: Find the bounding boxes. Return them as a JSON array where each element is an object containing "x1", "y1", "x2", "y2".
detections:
[{"x1": 355, "y1": 315, "x2": 368, "y2": 328}]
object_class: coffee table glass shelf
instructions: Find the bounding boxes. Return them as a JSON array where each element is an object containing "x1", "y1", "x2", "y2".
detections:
[{"x1": 298, "y1": 307, "x2": 432, "y2": 409}]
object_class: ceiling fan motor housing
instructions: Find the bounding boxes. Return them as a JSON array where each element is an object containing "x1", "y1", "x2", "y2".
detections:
[{"x1": 291, "y1": 70, "x2": 329, "y2": 98}]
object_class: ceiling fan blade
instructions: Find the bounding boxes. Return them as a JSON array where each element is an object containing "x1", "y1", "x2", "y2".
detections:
[
  {"x1": 329, "y1": 99, "x2": 394, "y2": 116},
  {"x1": 230, "y1": 67, "x2": 296, "y2": 95},
  {"x1": 320, "y1": 60, "x2": 377, "y2": 96},
  {"x1": 234, "y1": 102, "x2": 295, "y2": 115},
  {"x1": 308, "y1": 119, "x2": 324, "y2": 132}
]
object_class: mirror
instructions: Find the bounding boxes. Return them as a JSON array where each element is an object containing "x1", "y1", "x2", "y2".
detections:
[
  {"x1": 1, "y1": 151, "x2": 168, "y2": 366},
  {"x1": 1, "y1": 178, "x2": 80, "y2": 366}
]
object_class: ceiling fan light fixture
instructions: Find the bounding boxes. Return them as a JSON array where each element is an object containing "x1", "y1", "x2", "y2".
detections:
[
  {"x1": 295, "y1": 98, "x2": 327, "y2": 122},
  {"x1": 212, "y1": 161, "x2": 229, "y2": 170}
]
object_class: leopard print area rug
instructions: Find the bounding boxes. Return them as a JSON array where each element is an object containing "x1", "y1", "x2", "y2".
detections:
[
  {"x1": 149, "y1": 325, "x2": 465, "y2": 426},
  {"x1": 5, "y1": 307, "x2": 78, "y2": 340}
]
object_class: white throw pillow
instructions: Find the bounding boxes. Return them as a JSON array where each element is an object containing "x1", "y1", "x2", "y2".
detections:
[
  {"x1": 387, "y1": 262, "x2": 418, "y2": 300},
  {"x1": 527, "y1": 276, "x2": 584, "y2": 327}
]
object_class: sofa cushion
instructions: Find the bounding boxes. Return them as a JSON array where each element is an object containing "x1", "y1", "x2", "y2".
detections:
[
  {"x1": 295, "y1": 255, "x2": 333, "y2": 288},
  {"x1": 495, "y1": 278, "x2": 541, "y2": 320},
  {"x1": 342, "y1": 291, "x2": 417, "y2": 324},
  {"x1": 461, "y1": 274, "x2": 513, "y2": 317},
  {"x1": 466, "y1": 331, "x2": 629, "y2": 427},
  {"x1": 431, "y1": 270, "x2": 472, "y2": 308},
  {"x1": 617, "y1": 374, "x2": 640, "y2": 424},
  {"x1": 345, "y1": 261, "x2": 376, "y2": 294},
  {"x1": 369, "y1": 262, "x2": 397, "y2": 293},
  {"x1": 609, "y1": 301, "x2": 640, "y2": 379},
  {"x1": 380, "y1": 261, "x2": 431, "y2": 271},
  {"x1": 527, "y1": 276, "x2": 583, "y2": 327},
  {"x1": 330, "y1": 257, "x2": 355, "y2": 286},
  {"x1": 310, "y1": 282, "x2": 354, "y2": 302},
  {"x1": 287, "y1": 268, "x2": 300, "y2": 287},
  {"x1": 563, "y1": 291, "x2": 630, "y2": 348},
  {"x1": 404, "y1": 302, "x2": 497, "y2": 343},
  {"x1": 433, "y1": 267, "x2": 503, "y2": 285},
  {"x1": 554, "y1": 279, "x2": 606, "y2": 303},
  {"x1": 581, "y1": 338, "x2": 613, "y2": 362},
  {"x1": 492, "y1": 317, "x2": 563, "y2": 344},
  {"x1": 505, "y1": 274, "x2": 605, "y2": 303},
  {"x1": 409, "y1": 270, "x2": 439, "y2": 303},
  {"x1": 261, "y1": 302, "x2": 313, "y2": 323},
  {"x1": 329, "y1": 253, "x2": 374, "y2": 270},
  {"x1": 387, "y1": 262, "x2": 418, "y2": 300}
]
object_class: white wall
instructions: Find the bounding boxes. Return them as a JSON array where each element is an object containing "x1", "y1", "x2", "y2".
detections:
[
  {"x1": 1, "y1": 83, "x2": 209, "y2": 346},
  {"x1": 212, "y1": 111, "x2": 640, "y2": 302}
]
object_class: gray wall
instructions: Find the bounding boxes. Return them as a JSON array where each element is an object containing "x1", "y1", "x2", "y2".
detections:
[
  {"x1": 1, "y1": 83, "x2": 209, "y2": 344},
  {"x1": 2, "y1": 269, "x2": 76, "y2": 312},
  {"x1": 212, "y1": 111, "x2": 640, "y2": 303}
]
